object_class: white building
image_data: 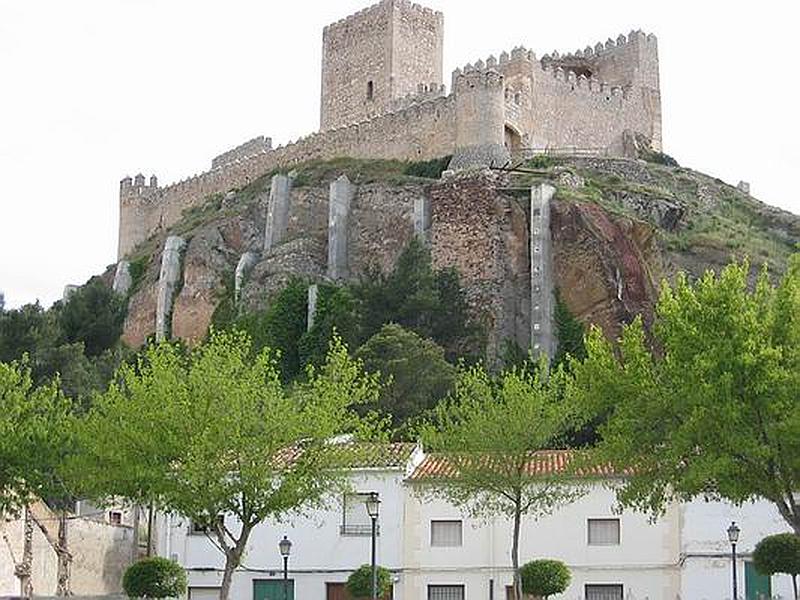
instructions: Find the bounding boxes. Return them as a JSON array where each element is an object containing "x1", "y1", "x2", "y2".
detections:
[
  {"x1": 156, "y1": 444, "x2": 796, "y2": 600},
  {"x1": 158, "y1": 443, "x2": 424, "y2": 600}
]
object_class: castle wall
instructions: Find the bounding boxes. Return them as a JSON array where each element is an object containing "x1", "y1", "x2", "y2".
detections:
[
  {"x1": 529, "y1": 64, "x2": 645, "y2": 154},
  {"x1": 118, "y1": 95, "x2": 457, "y2": 258},
  {"x1": 211, "y1": 136, "x2": 272, "y2": 169},
  {"x1": 536, "y1": 32, "x2": 662, "y2": 151}
]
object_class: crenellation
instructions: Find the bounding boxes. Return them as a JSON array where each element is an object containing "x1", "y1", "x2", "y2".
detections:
[{"x1": 117, "y1": 2, "x2": 663, "y2": 258}]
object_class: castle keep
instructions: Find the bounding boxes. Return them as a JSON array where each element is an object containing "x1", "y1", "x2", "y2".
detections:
[{"x1": 118, "y1": 0, "x2": 661, "y2": 258}]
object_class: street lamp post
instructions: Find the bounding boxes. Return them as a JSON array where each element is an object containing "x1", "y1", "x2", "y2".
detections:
[
  {"x1": 365, "y1": 492, "x2": 381, "y2": 600},
  {"x1": 278, "y1": 535, "x2": 292, "y2": 600},
  {"x1": 727, "y1": 522, "x2": 740, "y2": 600}
]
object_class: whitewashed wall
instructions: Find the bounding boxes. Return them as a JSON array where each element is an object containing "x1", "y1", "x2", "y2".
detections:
[
  {"x1": 404, "y1": 481, "x2": 681, "y2": 600},
  {"x1": 680, "y1": 499, "x2": 795, "y2": 600},
  {"x1": 160, "y1": 467, "x2": 412, "y2": 600}
]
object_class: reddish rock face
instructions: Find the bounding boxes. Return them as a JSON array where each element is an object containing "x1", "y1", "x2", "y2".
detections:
[{"x1": 551, "y1": 200, "x2": 660, "y2": 341}]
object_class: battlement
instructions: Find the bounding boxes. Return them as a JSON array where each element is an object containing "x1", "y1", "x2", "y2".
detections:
[
  {"x1": 324, "y1": 0, "x2": 442, "y2": 34},
  {"x1": 211, "y1": 136, "x2": 273, "y2": 169},
  {"x1": 539, "y1": 64, "x2": 629, "y2": 99},
  {"x1": 120, "y1": 174, "x2": 160, "y2": 202},
  {"x1": 388, "y1": 82, "x2": 447, "y2": 112},
  {"x1": 541, "y1": 29, "x2": 656, "y2": 63}
]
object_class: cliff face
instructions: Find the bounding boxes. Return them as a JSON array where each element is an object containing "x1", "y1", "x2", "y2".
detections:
[{"x1": 115, "y1": 157, "x2": 799, "y2": 355}]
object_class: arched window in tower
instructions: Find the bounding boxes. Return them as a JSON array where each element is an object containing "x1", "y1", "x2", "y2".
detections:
[{"x1": 366, "y1": 80, "x2": 374, "y2": 101}]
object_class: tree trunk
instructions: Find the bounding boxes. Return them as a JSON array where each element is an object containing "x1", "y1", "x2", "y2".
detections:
[
  {"x1": 131, "y1": 505, "x2": 140, "y2": 563},
  {"x1": 14, "y1": 507, "x2": 34, "y2": 598},
  {"x1": 511, "y1": 504, "x2": 522, "y2": 600},
  {"x1": 218, "y1": 523, "x2": 252, "y2": 600},
  {"x1": 792, "y1": 574, "x2": 797, "y2": 600},
  {"x1": 55, "y1": 509, "x2": 72, "y2": 596},
  {"x1": 146, "y1": 501, "x2": 155, "y2": 557}
]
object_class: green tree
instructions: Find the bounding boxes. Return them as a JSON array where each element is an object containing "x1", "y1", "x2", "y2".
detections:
[
  {"x1": 229, "y1": 278, "x2": 308, "y2": 381},
  {"x1": 353, "y1": 238, "x2": 479, "y2": 359},
  {"x1": 418, "y1": 364, "x2": 584, "y2": 600},
  {"x1": 0, "y1": 361, "x2": 73, "y2": 514},
  {"x1": 355, "y1": 324, "x2": 455, "y2": 432},
  {"x1": 570, "y1": 256, "x2": 800, "y2": 535},
  {"x1": 346, "y1": 564, "x2": 392, "y2": 599},
  {"x1": 299, "y1": 283, "x2": 361, "y2": 369},
  {"x1": 123, "y1": 557, "x2": 187, "y2": 599},
  {"x1": 58, "y1": 278, "x2": 126, "y2": 357},
  {"x1": 0, "y1": 298, "x2": 127, "y2": 404},
  {"x1": 520, "y1": 559, "x2": 571, "y2": 599},
  {"x1": 753, "y1": 533, "x2": 800, "y2": 599},
  {"x1": 74, "y1": 330, "x2": 384, "y2": 600},
  {"x1": 0, "y1": 360, "x2": 77, "y2": 594},
  {"x1": 0, "y1": 302, "x2": 57, "y2": 364}
]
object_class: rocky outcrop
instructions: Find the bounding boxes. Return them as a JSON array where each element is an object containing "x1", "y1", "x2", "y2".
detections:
[
  {"x1": 552, "y1": 201, "x2": 660, "y2": 340},
  {"x1": 117, "y1": 157, "x2": 798, "y2": 357}
]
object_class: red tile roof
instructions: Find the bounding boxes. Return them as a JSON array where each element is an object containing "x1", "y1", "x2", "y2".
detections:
[
  {"x1": 408, "y1": 449, "x2": 621, "y2": 481},
  {"x1": 275, "y1": 441, "x2": 419, "y2": 470}
]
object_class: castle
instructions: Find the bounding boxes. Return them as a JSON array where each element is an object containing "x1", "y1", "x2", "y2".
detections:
[{"x1": 117, "y1": 0, "x2": 662, "y2": 259}]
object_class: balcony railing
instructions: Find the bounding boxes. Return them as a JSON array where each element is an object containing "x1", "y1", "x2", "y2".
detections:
[{"x1": 340, "y1": 523, "x2": 380, "y2": 536}]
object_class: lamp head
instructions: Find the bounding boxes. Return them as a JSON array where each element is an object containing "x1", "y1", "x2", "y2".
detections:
[
  {"x1": 365, "y1": 492, "x2": 380, "y2": 518},
  {"x1": 279, "y1": 535, "x2": 292, "y2": 557},
  {"x1": 727, "y1": 521, "x2": 740, "y2": 544}
]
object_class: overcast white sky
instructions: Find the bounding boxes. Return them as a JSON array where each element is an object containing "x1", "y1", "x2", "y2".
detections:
[{"x1": 1, "y1": 0, "x2": 798, "y2": 308}]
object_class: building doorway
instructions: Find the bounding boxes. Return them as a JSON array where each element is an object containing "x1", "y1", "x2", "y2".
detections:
[
  {"x1": 254, "y1": 579, "x2": 294, "y2": 600},
  {"x1": 745, "y1": 561, "x2": 772, "y2": 600},
  {"x1": 504, "y1": 125, "x2": 523, "y2": 154}
]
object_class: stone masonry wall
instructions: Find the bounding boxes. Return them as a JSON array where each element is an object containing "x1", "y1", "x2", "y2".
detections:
[
  {"x1": 321, "y1": 1, "x2": 392, "y2": 131},
  {"x1": 0, "y1": 504, "x2": 133, "y2": 597},
  {"x1": 320, "y1": 0, "x2": 444, "y2": 132},
  {"x1": 118, "y1": 95, "x2": 457, "y2": 258},
  {"x1": 429, "y1": 173, "x2": 530, "y2": 362},
  {"x1": 211, "y1": 135, "x2": 272, "y2": 169},
  {"x1": 390, "y1": 0, "x2": 444, "y2": 99}
]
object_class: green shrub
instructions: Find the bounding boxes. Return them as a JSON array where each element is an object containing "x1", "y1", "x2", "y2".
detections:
[
  {"x1": 753, "y1": 533, "x2": 800, "y2": 598},
  {"x1": 520, "y1": 559, "x2": 571, "y2": 599},
  {"x1": 122, "y1": 557, "x2": 187, "y2": 599},
  {"x1": 644, "y1": 150, "x2": 679, "y2": 167},
  {"x1": 403, "y1": 156, "x2": 451, "y2": 179},
  {"x1": 526, "y1": 155, "x2": 555, "y2": 169},
  {"x1": 346, "y1": 564, "x2": 392, "y2": 599}
]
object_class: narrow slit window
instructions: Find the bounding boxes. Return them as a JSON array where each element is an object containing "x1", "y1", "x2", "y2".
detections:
[{"x1": 367, "y1": 80, "x2": 374, "y2": 100}]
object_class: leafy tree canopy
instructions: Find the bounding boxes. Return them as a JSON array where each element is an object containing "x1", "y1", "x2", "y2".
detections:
[
  {"x1": 570, "y1": 255, "x2": 800, "y2": 535},
  {"x1": 418, "y1": 362, "x2": 584, "y2": 599},
  {"x1": 122, "y1": 557, "x2": 187, "y2": 599},
  {"x1": 73, "y1": 329, "x2": 385, "y2": 600},
  {"x1": 58, "y1": 278, "x2": 126, "y2": 357},
  {"x1": 520, "y1": 559, "x2": 571, "y2": 599},
  {"x1": 0, "y1": 360, "x2": 73, "y2": 515},
  {"x1": 753, "y1": 533, "x2": 800, "y2": 599},
  {"x1": 346, "y1": 564, "x2": 392, "y2": 599},
  {"x1": 355, "y1": 324, "x2": 456, "y2": 432},
  {"x1": 0, "y1": 282, "x2": 129, "y2": 404}
]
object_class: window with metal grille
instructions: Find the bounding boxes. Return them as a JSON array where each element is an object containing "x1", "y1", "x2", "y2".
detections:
[
  {"x1": 430, "y1": 520, "x2": 462, "y2": 547},
  {"x1": 585, "y1": 584, "x2": 623, "y2": 600},
  {"x1": 588, "y1": 518, "x2": 620, "y2": 545},
  {"x1": 341, "y1": 492, "x2": 377, "y2": 536},
  {"x1": 189, "y1": 514, "x2": 224, "y2": 535},
  {"x1": 428, "y1": 584, "x2": 465, "y2": 600}
]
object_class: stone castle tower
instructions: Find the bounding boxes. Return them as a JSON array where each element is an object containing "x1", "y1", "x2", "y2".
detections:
[
  {"x1": 117, "y1": 0, "x2": 662, "y2": 259},
  {"x1": 320, "y1": 1, "x2": 444, "y2": 131}
]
